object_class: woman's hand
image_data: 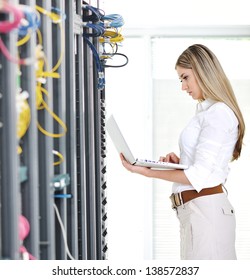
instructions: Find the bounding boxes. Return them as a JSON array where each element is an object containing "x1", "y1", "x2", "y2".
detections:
[
  {"x1": 159, "y1": 152, "x2": 180, "y2": 164},
  {"x1": 120, "y1": 153, "x2": 150, "y2": 176},
  {"x1": 120, "y1": 152, "x2": 190, "y2": 185}
]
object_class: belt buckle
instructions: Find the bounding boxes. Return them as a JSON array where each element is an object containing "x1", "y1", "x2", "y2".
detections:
[{"x1": 170, "y1": 192, "x2": 183, "y2": 209}]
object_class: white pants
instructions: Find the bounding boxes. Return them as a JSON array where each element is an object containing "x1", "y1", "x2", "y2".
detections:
[{"x1": 176, "y1": 193, "x2": 237, "y2": 260}]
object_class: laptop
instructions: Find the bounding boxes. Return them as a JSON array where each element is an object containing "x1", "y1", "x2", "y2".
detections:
[{"x1": 106, "y1": 114, "x2": 188, "y2": 170}]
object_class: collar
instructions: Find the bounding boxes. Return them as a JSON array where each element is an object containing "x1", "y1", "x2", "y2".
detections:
[{"x1": 196, "y1": 98, "x2": 217, "y2": 113}]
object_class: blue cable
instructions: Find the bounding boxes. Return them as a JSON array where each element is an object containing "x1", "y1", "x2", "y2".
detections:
[
  {"x1": 82, "y1": 22, "x2": 105, "y2": 37},
  {"x1": 54, "y1": 194, "x2": 72, "y2": 199},
  {"x1": 101, "y1": 14, "x2": 124, "y2": 28},
  {"x1": 51, "y1": 7, "x2": 67, "y2": 21},
  {"x1": 83, "y1": 36, "x2": 105, "y2": 90},
  {"x1": 18, "y1": 7, "x2": 40, "y2": 36},
  {"x1": 82, "y1": 4, "x2": 103, "y2": 22}
]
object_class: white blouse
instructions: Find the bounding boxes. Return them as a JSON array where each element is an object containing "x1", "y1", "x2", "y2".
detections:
[{"x1": 172, "y1": 99, "x2": 239, "y2": 193}]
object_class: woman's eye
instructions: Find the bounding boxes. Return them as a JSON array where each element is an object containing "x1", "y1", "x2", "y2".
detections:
[{"x1": 180, "y1": 76, "x2": 188, "y2": 83}]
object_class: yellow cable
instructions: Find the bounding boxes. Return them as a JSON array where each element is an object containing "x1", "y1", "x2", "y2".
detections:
[
  {"x1": 17, "y1": 145, "x2": 22, "y2": 155},
  {"x1": 53, "y1": 150, "x2": 64, "y2": 166},
  {"x1": 17, "y1": 94, "x2": 31, "y2": 139},
  {"x1": 17, "y1": 33, "x2": 31, "y2": 47},
  {"x1": 99, "y1": 30, "x2": 124, "y2": 43},
  {"x1": 35, "y1": 44, "x2": 60, "y2": 79},
  {"x1": 36, "y1": 28, "x2": 43, "y2": 45},
  {"x1": 35, "y1": 5, "x2": 61, "y2": 23},
  {"x1": 36, "y1": 84, "x2": 44, "y2": 108},
  {"x1": 16, "y1": 91, "x2": 31, "y2": 155},
  {"x1": 34, "y1": 5, "x2": 67, "y2": 138},
  {"x1": 35, "y1": 5, "x2": 65, "y2": 74},
  {"x1": 36, "y1": 88, "x2": 67, "y2": 138}
]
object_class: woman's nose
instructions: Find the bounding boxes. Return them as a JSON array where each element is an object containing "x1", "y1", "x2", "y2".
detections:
[{"x1": 181, "y1": 82, "x2": 188, "y2": 91}]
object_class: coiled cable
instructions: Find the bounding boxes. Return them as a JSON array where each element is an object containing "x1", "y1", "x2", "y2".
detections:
[{"x1": 0, "y1": 2, "x2": 24, "y2": 33}]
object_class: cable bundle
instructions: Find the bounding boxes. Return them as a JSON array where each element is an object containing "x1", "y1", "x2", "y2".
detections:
[
  {"x1": 34, "y1": 5, "x2": 67, "y2": 166},
  {"x1": 99, "y1": 30, "x2": 124, "y2": 44},
  {"x1": 0, "y1": 3, "x2": 43, "y2": 65},
  {"x1": 84, "y1": 36, "x2": 105, "y2": 90},
  {"x1": 0, "y1": 3, "x2": 30, "y2": 65},
  {"x1": 82, "y1": 3, "x2": 128, "y2": 90},
  {"x1": 100, "y1": 14, "x2": 124, "y2": 28},
  {"x1": 82, "y1": 4, "x2": 103, "y2": 22},
  {"x1": 82, "y1": 22, "x2": 105, "y2": 37}
]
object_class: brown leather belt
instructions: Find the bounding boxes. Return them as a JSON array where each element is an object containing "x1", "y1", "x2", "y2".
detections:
[{"x1": 170, "y1": 185, "x2": 223, "y2": 209}]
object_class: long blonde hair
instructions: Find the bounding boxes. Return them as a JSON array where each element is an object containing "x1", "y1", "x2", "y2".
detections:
[{"x1": 176, "y1": 44, "x2": 245, "y2": 160}]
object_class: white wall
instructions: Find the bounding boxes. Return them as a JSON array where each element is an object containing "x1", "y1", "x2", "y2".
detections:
[
  {"x1": 104, "y1": 0, "x2": 250, "y2": 27},
  {"x1": 105, "y1": 37, "x2": 153, "y2": 260}
]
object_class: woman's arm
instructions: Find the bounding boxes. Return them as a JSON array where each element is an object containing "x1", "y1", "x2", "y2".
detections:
[{"x1": 120, "y1": 153, "x2": 191, "y2": 185}]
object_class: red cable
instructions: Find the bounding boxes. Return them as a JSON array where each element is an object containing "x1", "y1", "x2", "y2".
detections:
[
  {"x1": 0, "y1": 2, "x2": 24, "y2": 33},
  {"x1": 0, "y1": 37, "x2": 27, "y2": 64}
]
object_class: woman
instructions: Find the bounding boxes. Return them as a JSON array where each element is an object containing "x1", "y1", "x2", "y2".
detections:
[{"x1": 120, "y1": 44, "x2": 245, "y2": 260}]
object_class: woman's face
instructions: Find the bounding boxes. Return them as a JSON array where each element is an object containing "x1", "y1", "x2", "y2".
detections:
[{"x1": 176, "y1": 66, "x2": 203, "y2": 100}]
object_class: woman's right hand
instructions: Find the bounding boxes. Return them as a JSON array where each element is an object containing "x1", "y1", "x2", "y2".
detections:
[{"x1": 159, "y1": 152, "x2": 180, "y2": 164}]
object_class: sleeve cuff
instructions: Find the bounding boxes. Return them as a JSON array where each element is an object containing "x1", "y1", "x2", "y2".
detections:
[{"x1": 184, "y1": 167, "x2": 209, "y2": 193}]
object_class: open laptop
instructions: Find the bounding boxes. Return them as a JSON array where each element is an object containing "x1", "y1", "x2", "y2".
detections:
[{"x1": 106, "y1": 114, "x2": 188, "y2": 170}]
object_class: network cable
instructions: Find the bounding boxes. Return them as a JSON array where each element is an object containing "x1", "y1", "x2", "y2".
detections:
[
  {"x1": 35, "y1": 5, "x2": 66, "y2": 74},
  {"x1": 0, "y1": 37, "x2": 32, "y2": 65},
  {"x1": 35, "y1": 5, "x2": 66, "y2": 24},
  {"x1": 0, "y1": 2, "x2": 23, "y2": 33},
  {"x1": 36, "y1": 91, "x2": 68, "y2": 138},
  {"x1": 53, "y1": 203, "x2": 75, "y2": 260},
  {"x1": 100, "y1": 14, "x2": 124, "y2": 28},
  {"x1": 51, "y1": 6, "x2": 67, "y2": 22},
  {"x1": 53, "y1": 150, "x2": 64, "y2": 166},
  {"x1": 99, "y1": 29, "x2": 124, "y2": 43},
  {"x1": 82, "y1": 22, "x2": 105, "y2": 37},
  {"x1": 19, "y1": 215, "x2": 36, "y2": 260},
  {"x1": 17, "y1": 5, "x2": 40, "y2": 37},
  {"x1": 16, "y1": 90, "x2": 31, "y2": 140},
  {"x1": 35, "y1": 5, "x2": 67, "y2": 140},
  {"x1": 103, "y1": 52, "x2": 129, "y2": 68},
  {"x1": 83, "y1": 36, "x2": 105, "y2": 90},
  {"x1": 0, "y1": 2, "x2": 34, "y2": 65},
  {"x1": 81, "y1": 4, "x2": 128, "y2": 88},
  {"x1": 82, "y1": 3, "x2": 104, "y2": 22}
]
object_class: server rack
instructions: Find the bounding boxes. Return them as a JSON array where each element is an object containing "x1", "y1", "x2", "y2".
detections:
[
  {"x1": 0, "y1": 0, "x2": 20, "y2": 260},
  {"x1": 0, "y1": 0, "x2": 108, "y2": 260}
]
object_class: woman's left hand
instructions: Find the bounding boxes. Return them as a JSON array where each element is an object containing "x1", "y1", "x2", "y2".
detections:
[{"x1": 120, "y1": 153, "x2": 150, "y2": 176}]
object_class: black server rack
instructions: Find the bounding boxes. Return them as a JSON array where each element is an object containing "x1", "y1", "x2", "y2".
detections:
[{"x1": 0, "y1": 0, "x2": 109, "y2": 260}]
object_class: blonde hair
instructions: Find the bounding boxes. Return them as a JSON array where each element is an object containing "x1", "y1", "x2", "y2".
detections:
[{"x1": 175, "y1": 44, "x2": 245, "y2": 160}]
